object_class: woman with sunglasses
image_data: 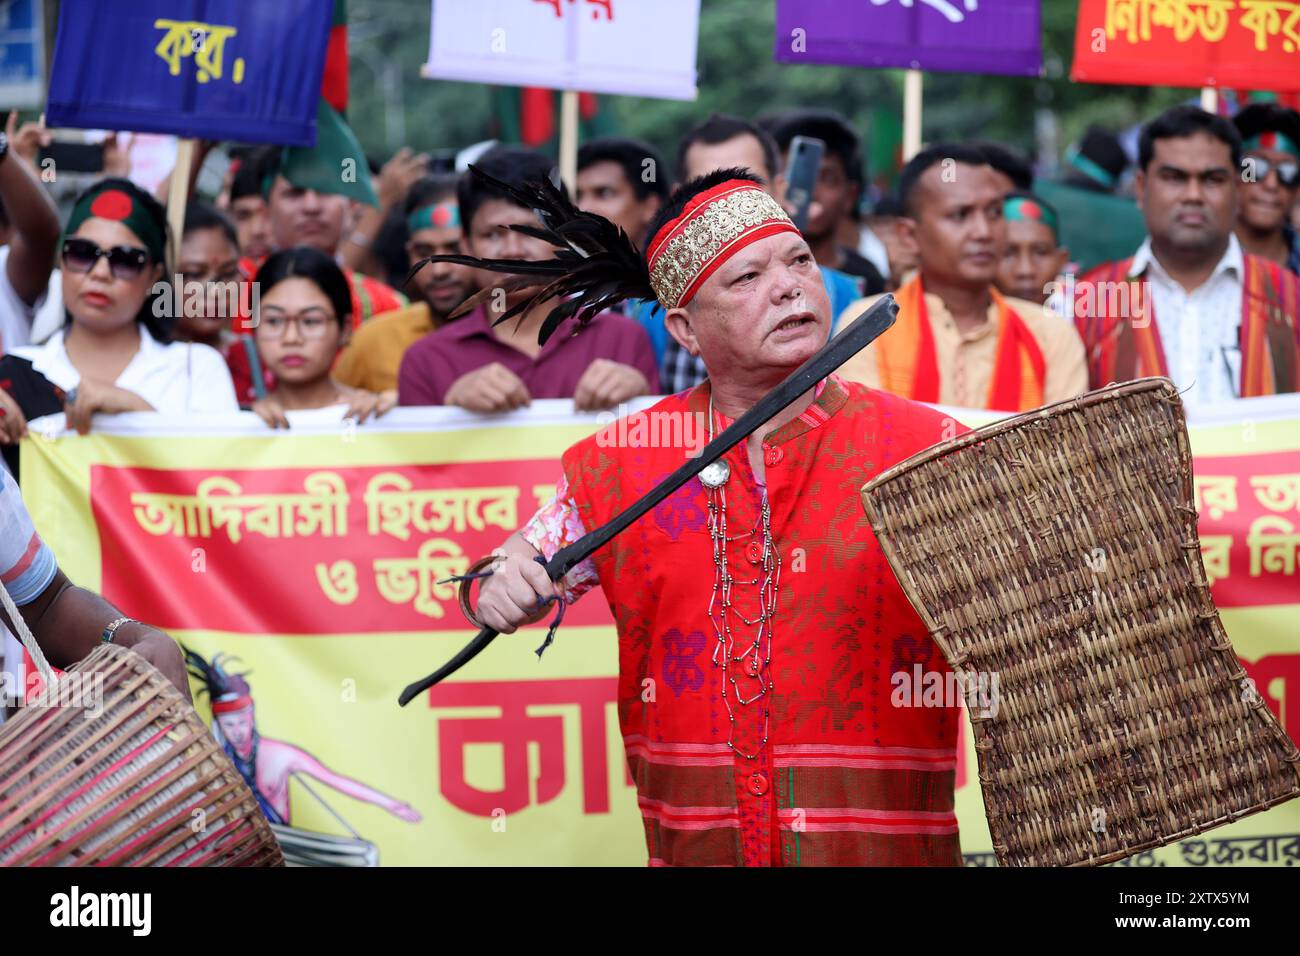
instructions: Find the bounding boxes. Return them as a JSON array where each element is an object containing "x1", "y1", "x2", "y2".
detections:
[
  {"x1": 0, "y1": 178, "x2": 238, "y2": 449},
  {"x1": 249, "y1": 247, "x2": 394, "y2": 429},
  {"x1": 1232, "y1": 103, "x2": 1300, "y2": 276}
]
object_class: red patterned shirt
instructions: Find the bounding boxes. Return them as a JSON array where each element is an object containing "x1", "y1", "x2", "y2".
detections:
[{"x1": 524, "y1": 375, "x2": 968, "y2": 866}]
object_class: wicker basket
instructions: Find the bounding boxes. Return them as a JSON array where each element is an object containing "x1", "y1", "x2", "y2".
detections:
[{"x1": 860, "y1": 377, "x2": 1300, "y2": 866}]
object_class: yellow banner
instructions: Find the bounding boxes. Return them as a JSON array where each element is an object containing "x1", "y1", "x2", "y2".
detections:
[{"x1": 17, "y1": 396, "x2": 1300, "y2": 866}]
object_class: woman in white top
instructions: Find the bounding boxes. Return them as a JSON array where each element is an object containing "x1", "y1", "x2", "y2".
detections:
[{"x1": 0, "y1": 178, "x2": 238, "y2": 442}]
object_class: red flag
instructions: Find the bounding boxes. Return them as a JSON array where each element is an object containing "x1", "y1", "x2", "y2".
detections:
[{"x1": 322, "y1": 0, "x2": 349, "y2": 114}]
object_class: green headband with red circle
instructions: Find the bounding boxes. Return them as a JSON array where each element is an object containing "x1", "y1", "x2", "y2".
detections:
[
  {"x1": 1004, "y1": 195, "x2": 1060, "y2": 244},
  {"x1": 63, "y1": 181, "x2": 167, "y2": 263},
  {"x1": 408, "y1": 201, "x2": 461, "y2": 234}
]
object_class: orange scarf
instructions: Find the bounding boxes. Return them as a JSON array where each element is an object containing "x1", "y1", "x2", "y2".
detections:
[{"x1": 877, "y1": 276, "x2": 1047, "y2": 411}]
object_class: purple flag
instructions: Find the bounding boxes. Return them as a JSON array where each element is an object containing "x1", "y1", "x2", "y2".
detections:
[{"x1": 774, "y1": 0, "x2": 1041, "y2": 77}]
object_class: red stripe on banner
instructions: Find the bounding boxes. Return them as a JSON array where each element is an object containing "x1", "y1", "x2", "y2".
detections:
[{"x1": 92, "y1": 462, "x2": 615, "y2": 635}]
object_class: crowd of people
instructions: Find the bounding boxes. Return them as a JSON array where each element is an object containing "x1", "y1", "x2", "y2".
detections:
[{"x1": 0, "y1": 97, "x2": 1295, "y2": 466}]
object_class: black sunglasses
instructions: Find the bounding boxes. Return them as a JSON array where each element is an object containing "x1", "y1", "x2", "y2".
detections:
[
  {"x1": 61, "y1": 238, "x2": 151, "y2": 280},
  {"x1": 1247, "y1": 156, "x2": 1300, "y2": 189}
]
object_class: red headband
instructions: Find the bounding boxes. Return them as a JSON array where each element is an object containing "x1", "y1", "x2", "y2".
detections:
[
  {"x1": 646, "y1": 180, "x2": 799, "y2": 310},
  {"x1": 212, "y1": 695, "x2": 253, "y2": 715}
]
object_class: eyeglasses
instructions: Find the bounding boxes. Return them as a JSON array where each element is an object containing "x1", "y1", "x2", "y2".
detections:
[
  {"x1": 1247, "y1": 156, "x2": 1300, "y2": 188},
  {"x1": 255, "y1": 308, "x2": 338, "y2": 339},
  {"x1": 62, "y1": 238, "x2": 151, "y2": 280}
]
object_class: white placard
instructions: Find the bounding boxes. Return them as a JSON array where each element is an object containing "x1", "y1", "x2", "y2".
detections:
[{"x1": 423, "y1": 0, "x2": 699, "y2": 101}]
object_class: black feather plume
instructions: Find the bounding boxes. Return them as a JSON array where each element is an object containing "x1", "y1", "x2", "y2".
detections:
[{"x1": 404, "y1": 165, "x2": 656, "y2": 345}]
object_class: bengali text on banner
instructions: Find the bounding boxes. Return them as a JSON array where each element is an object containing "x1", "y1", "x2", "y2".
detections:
[{"x1": 1072, "y1": 0, "x2": 1300, "y2": 92}]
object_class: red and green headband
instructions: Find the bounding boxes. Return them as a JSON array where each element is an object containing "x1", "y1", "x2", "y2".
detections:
[
  {"x1": 645, "y1": 180, "x2": 799, "y2": 309},
  {"x1": 408, "y1": 201, "x2": 461, "y2": 234},
  {"x1": 1004, "y1": 195, "x2": 1060, "y2": 244},
  {"x1": 64, "y1": 181, "x2": 167, "y2": 263}
]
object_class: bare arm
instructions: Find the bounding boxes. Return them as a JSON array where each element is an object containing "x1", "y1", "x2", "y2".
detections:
[
  {"x1": 289, "y1": 748, "x2": 413, "y2": 814},
  {"x1": 5, "y1": 568, "x2": 191, "y2": 701},
  {"x1": 0, "y1": 144, "x2": 60, "y2": 306}
]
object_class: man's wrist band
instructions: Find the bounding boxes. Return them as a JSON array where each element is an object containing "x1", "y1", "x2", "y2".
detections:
[{"x1": 457, "y1": 555, "x2": 502, "y2": 629}]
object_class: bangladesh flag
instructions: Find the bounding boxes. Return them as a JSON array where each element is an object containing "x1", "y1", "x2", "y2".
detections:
[
  {"x1": 490, "y1": 87, "x2": 615, "y2": 151},
  {"x1": 322, "y1": 0, "x2": 349, "y2": 114}
]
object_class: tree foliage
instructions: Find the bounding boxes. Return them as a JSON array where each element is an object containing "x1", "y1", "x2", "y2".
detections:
[{"x1": 50, "y1": 0, "x2": 1180, "y2": 179}]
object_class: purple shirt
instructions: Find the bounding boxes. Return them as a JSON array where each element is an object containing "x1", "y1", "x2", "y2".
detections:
[{"x1": 398, "y1": 305, "x2": 660, "y2": 406}]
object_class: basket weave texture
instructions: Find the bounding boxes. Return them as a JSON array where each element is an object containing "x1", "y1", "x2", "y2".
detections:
[
  {"x1": 861, "y1": 377, "x2": 1300, "y2": 866},
  {"x1": 0, "y1": 643, "x2": 283, "y2": 866}
]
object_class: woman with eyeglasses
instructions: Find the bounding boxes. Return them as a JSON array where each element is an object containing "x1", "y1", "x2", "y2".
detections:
[
  {"x1": 0, "y1": 178, "x2": 238, "y2": 452},
  {"x1": 249, "y1": 247, "x2": 395, "y2": 429}
]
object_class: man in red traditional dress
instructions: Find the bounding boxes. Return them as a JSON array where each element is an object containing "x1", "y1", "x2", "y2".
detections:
[{"x1": 438, "y1": 168, "x2": 972, "y2": 866}]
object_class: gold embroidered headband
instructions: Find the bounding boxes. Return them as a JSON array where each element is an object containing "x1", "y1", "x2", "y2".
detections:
[{"x1": 646, "y1": 180, "x2": 800, "y2": 310}]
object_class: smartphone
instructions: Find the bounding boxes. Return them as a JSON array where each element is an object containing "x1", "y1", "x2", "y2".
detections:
[
  {"x1": 785, "y1": 135, "x2": 825, "y2": 233},
  {"x1": 39, "y1": 141, "x2": 105, "y2": 174}
]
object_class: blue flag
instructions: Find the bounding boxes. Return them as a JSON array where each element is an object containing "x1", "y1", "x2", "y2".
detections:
[{"x1": 46, "y1": 0, "x2": 334, "y2": 146}]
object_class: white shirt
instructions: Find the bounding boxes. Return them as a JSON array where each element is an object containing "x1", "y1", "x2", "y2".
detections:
[
  {"x1": 1130, "y1": 235, "x2": 1244, "y2": 406},
  {"x1": 10, "y1": 326, "x2": 239, "y2": 414},
  {"x1": 29, "y1": 269, "x2": 64, "y2": 345},
  {"x1": 856, "y1": 225, "x2": 892, "y2": 281},
  {"x1": 0, "y1": 246, "x2": 42, "y2": 353}
]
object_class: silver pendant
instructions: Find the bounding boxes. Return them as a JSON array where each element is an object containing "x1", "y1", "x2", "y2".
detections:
[{"x1": 700, "y1": 459, "x2": 730, "y2": 489}]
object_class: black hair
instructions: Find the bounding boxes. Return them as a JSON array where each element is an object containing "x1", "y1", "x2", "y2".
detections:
[
  {"x1": 404, "y1": 173, "x2": 460, "y2": 217},
  {"x1": 1138, "y1": 105, "x2": 1242, "y2": 171},
  {"x1": 183, "y1": 200, "x2": 239, "y2": 250},
  {"x1": 676, "y1": 113, "x2": 779, "y2": 184},
  {"x1": 868, "y1": 193, "x2": 906, "y2": 218},
  {"x1": 769, "y1": 109, "x2": 866, "y2": 186},
  {"x1": 973, "y1": 141, "x2": 1034, "y2": 190},
  {"x1": 896, "y1": 143, "x2": 991, "y2": 216},
  {"x1": 1232, "y1": 102, "x2": 1300, "y2": 152},
  {"x1": 577, "y1": 137, "x2": 670, "y2": 201},
  {"x1": 1072, "y1": 125, "x2": 1129, "y2": 190},
  {"x1": 254, "y1": 246, "x2": 353, "y2": 328},
  {"x1": 457, "y1": 146, "x2": 561, "y2": 235},
  {"x1": 644, "y1": 168, "x2": 762, "y2": 254},
  {"x1": 230, "y1": 147, "x2": 277, "y2": 203}
]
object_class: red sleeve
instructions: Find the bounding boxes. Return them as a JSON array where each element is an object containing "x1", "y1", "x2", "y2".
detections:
[{"x1": 224, "y1": 338, "x2": 256, "y2": 406}]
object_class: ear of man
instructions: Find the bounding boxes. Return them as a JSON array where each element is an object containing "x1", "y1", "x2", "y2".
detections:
[
  {"x1": 663, "y1": 305, "x2": 700, "y2": 357},
  {"x1": 897, "y1": 216, "x2": 921, "y2": 258}
]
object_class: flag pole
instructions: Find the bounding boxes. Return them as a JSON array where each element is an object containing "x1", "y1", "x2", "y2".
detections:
[
  {"x1": 903, "y1": 69, "x2": 923, "y2": 161},
  {"x1": 166, "y1": 138, "x2": 196, "y2": 269},
  {"x1": 559, "y1": 89, "x2": 579, "y2": 190}
]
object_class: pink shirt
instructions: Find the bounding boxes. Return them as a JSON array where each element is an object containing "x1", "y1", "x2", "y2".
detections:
[{"x1": 397, "y1": 305, "x2": 660, "y2": 406}]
